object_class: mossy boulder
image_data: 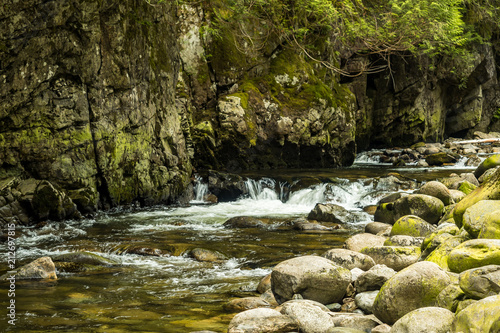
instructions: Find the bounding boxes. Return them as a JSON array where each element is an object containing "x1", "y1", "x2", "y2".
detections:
[
  {"x1": 436, "y1": 283, "x2": 466, "y2": 312},
  {"x1": 390, "y1": 307, "x2": 455, "y2": 333},
  {"x1": 271, "y1": 255, "x2": 351, "y2": 305},
  {"x1": 421, "y1": 223, "x2": 460, "y2": 253},
  {"x1": 453, "y1": 168, "x2": 500, "y2": 227},
  {"x1": 384, "y1": 235, "x2": 424, "y2": 247},
  {"x1": 372, "y1": 261, "x2": 451, "y2": 325},
  {"x1": 448, "y1": 239, "x2": 500, "y2": 273},
  {"x1": 474, "y1": 154, "x2": 500, "y2": 179},
  {"x1": 390, "y1": 215, "x2": 437, "y2": 238},
  {"x1": 478, "y1": 209, "x2": 500, "y2": 239},
  {"x1": 360, "y1": 246, "x2": 421, "y2": 271},
  {"x1": 451, "y1": 295, "x2": 500, "y2": 332},
  {"x1": 459, "y1": 265, "x2": 500, "y2": 300},
  {"x1": 375, "y1": 194, "x2": 444, "y2": 225},
  {"x1": 425, "y1": 236, "x2": 468, "y2": 271},
  {"x1": 461, "y1": 200, "x2": 500, "y2": 237},
  {"x1": 458, "y1": 180, "x2": 477, "y2": 195}
]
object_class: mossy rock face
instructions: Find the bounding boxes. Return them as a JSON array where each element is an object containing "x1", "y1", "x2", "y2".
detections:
[
  {"x1": 478, "y1": 209, "x2": 500, "y2": 239},
  {"x1": 451, "y1": 295, "x2": 500, "y2": 332},
  {"x1": 372, "y1": 261, "x2": 451, "y2": 325},
  {"x1": 474, "y1": 154, "x2": 500, "y2": 179},
  {"x1": 360, "y1": 246, "x2": 421, "y2": 271},
  {"x1": 448, "y1": 239, "x2": 500, "y2": 273},
  {"x1": 390, "y1": 307, "x2": 455, "y2": 333},
  {"x1": 390, "y1": 215, "x2": 437, "y2": 238},
  {"x1": 453, "y1": 168, "x2": 500, "y2": 227},
  {"x1": 462, "y1": 200, "x2": 500, "y2": 237},
  {"x1": 421, "y1": 223, "x2": 460, "y2": 252},
  {"x1": 459, "y1": 265, "x2": 500, "y2": 299}
]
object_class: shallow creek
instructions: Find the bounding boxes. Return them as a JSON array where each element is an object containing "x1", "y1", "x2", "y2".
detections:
[{"x1": 0, "y1": 155, "x2": 476, "y2": 332}]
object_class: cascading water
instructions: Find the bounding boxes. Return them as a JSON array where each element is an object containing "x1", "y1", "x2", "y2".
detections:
[{"x1": 192, "y1": 174, "x2": 209, "y2": 203}]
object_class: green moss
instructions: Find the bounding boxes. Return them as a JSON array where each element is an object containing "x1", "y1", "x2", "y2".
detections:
[{"x1": 227, "y1": 92, "x2": 249, "y2": 109}]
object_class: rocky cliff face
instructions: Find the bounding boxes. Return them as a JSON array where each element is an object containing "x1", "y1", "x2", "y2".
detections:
[{"x1": 0, "y1": 0, "x2": 192, "y2": 226}]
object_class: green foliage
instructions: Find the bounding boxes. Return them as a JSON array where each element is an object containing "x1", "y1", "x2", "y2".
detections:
[{"x1": 181, "y1": 0, "x2": 499, "y2": 78}]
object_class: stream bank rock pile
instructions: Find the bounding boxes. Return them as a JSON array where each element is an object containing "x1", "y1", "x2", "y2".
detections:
[{"x1": 224, "y1": 154, "x2": 500, "y2": 333}]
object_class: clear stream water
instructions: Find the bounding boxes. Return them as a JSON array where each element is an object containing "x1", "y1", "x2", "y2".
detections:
[{"x1": 0, "y1": 154, "x2": 476, "y2": 332}]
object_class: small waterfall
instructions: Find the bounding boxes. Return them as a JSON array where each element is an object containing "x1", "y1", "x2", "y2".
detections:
[
  {"x1": 245, "y1": 177, "x2": 279, "y2": 201},
  {"x1": 192, "y1": 175, "x2": 209, "y2": 202}
]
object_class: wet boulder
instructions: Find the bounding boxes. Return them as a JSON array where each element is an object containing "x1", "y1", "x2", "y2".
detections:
[
  {"x1": 390, "y1": 307, "x2": 455, "y2": 333},
  {"x1": 355, "y1": 264, "x2": 397, "y2": 292},
  {"x1": 360, "y1": 246, "x2": 421, "y2": 271},
  {"x1": 224, "y1": 297, "x2": 271, "y2": 312},
  {"x1": 344, "y1": 233, "x2": 386, "y2": 253},
  {"x1": 223, "y1": 216, "x2": 266, "y2": 228},
  {"x1": 375, "y1": 194, "x2": 444, "y2": 225},
  {"x1": 2, "y1": 256, "x2": 57, "y2": 280},
  {"x1": 189, "y1": 248, "x2": 227, "y2": 262},
  {"x1": 227, "y1": 308, "x2": 298, "y2": 333},
  {"x1": 416, "y1": 181, "x2": 453, "y2": 205},
  {"x1": 448, "y1": 239, "x2": 500, "y2": 273},
  {"x1": 372, "y1": 261, "x2": 451, "y2": 324},
  {"x1": 321, "y1": 248, "x2": 375, "y2": 271},
  {"x1": 257, "y1": 273, "x2": 272, "y2": 293},
  {"x1": 425, "y1": 152, "x2": 458, "y2": 166},
  {"x1": 461, "y1": 200, "x2": 500, "y2": 237},
  {"x1": 459, "y1": 265, "x2": 500, "y2": 299},
  {"x1": 307, "y1": 203, "x2": 351, "y2": 223},
  {"x1": 279, "y1": 299, "x2": 336, "y2": 333},
  {"x1": 208, "y1": 170, "x2": 248, "y2": 202},
  {"x1": 52, "y1": 251, "x2": 119, "y2": 273},
  {"x1": 452, "y1": 295, "x2": 500, "y2": 332},
  {"x1": 271, "y1": 255, "x2": 351, "y2": 305},
  {"x1": 390, "y1": 215, "x2": 436, "y2": 238}
]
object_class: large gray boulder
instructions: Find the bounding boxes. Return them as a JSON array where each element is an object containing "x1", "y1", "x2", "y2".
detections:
[
  {"x1": 279, "y1": 300, "x2": 336, "y2": 333},
  {"x1": 389, "y1": 307, "x2": 455, "y2": 333},
  {"x1": 227, "y1": 308, "x2": 298, "y2": 333},
  {"x1": 416, "y1": 181, "x2": 453, "y2": 205},
  {"x1": 307, "y1": 203, "x2": 351, "y2": 223},
  {"x1": 372, "y1": 261, "x2": 451, "y2": 324},
  {"x1": 321, "y1": 248, "x2": 375, "y2": 271},
  {"x1": 271, "y1": 255, "x2": 351, "y2": 304}
]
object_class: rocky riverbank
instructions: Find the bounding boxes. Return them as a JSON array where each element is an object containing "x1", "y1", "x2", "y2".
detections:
[{"x1": 220, "y1": 152, "x2": 500, "y2": 332}]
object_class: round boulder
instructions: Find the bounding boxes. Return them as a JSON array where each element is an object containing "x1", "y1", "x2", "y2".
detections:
[
  {"x1": 461, "y1": 200, "x2": 500, "y2": 237},
  {"x1": 390, "y1": 215, "x2": 436, "y2": 237},
  {"x1": 452, "y1": 295, "x2": 500, "y2": 332},
  {"x1": 365, "y1": 222, "x2": 392, "y2": 235},
  {"x1": 355, "y1": 264, "x2": 396, "y2": 292},
  {"x1": 448, "y1": 239, "x2": 500, "y2": 273},
  {"x1": 354, "y1": 290, "x2": 379, "y2": 314},
  {"x1": 416, "y1": 181, "x2": 453, "y2": 205},
  {"x1": 223, "y1": 216, "x2": 266, "y2": 228},
  {"x1": 227, "y1": 308, "x2": 298, "y2": 333},
  {"x1": 360, "y1": 246, "x2": 421, "y2": 271},
  {"x1": 375, "y1": 195, "x2": 444, "y2": 225},
  {"x1": 390, "y1": 307, "x2": 455, "y2": 333},
  {"x1": 372, "y1": 261, "x2": 451, "y2": 325},
  {"x1": 344, "y1": 233, "x2": 386, "y2": 253},
  {"x1": 271, "y1": 255, "x2": 351, "y2": 305},
  {"x1": 478, "y1": 209, "x2": 500, "y2": 239},
  {"x1": 321, "y1": 249, "x2": 375, "y2": 271}
]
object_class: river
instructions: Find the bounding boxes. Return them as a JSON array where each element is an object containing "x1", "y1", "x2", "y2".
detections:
[{"x1": 0, "y1": 153, "x2": 476, "y2": 332}]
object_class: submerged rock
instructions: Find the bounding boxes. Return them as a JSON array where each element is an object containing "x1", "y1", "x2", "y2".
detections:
[
  {"x1": 223, "y1": 216, "x2": 266, "y2": 228},
  {"x1": 189, "y1": 248, "x2": 227, "y2": 262}
]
